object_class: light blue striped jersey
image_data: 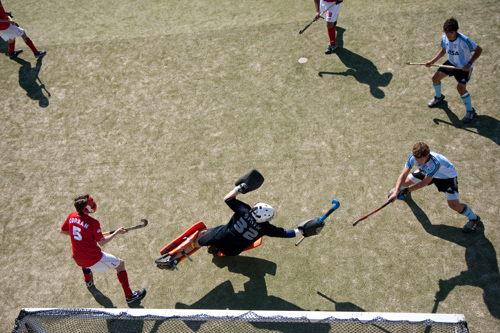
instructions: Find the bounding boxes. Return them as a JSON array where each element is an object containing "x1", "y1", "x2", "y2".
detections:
[
  {"x1": 405, "y1": 151, "x2": 458, "y2": 179},
  {"x1": 440, "y1": 32, "x2": 478, "y2": 68}
]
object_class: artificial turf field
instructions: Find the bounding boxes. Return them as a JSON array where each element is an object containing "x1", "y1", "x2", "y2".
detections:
[{"x1": 1, "y1": 0, "x2": 499, "y2": 331}]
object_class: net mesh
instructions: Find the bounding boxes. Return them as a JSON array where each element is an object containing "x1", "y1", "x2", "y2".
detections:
[{"x1": 12, "y1": 308, "x2": 469, "y2": 333}]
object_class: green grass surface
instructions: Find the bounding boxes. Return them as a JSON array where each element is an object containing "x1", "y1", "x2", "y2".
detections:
[{"x1": 1, "y1": 0, "x2": 499, "y2": 331}]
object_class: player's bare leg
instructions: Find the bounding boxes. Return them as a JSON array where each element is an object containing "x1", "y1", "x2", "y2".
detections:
[{"x1": 447, "y1": 199, "x2": 464, "y2": 213}]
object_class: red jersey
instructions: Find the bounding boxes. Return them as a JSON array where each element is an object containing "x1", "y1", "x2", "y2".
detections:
[
  {"x1": 0, "y1": 1, "x2": 11, "y2": 31},
  {"x1": 61, "y1": 211, "x2": 105, "y2": 268}
]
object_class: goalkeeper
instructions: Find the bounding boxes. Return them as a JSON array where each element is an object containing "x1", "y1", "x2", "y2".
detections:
[{"x1": 156, "y1": 179, "x2": 319, "y2": 270}]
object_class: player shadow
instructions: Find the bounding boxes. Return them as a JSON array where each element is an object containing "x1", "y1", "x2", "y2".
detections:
[
  {"x1": 317, "y1": 292, "x2": 393, "y2": 333},
  {"x1": 318, "y1": 27, "x2": 393, "y2": 99},
  {"x1": 87, "y1": 286, "x2": 145, "y2": 332},
  {"x1": 432, "y1": 101, "x2": 500, "y2": 145},
  {"x1": 106, "y1": 315, "x2": 144, "y2": 333},
  {"x1": 11, "y1": 56, "x2": 50, "y2": 107},
  {"x1": 0, "y1": 40, "x2": 50, "y2": 107},
  {"x1": 317, "y1": 291, "x2": 365, "y2": 312},
  {"x1": 404, "y1": 197, "x2": 500, "y2": 319},
  {"x1": 170, "y1": 256, "x2": 330, "y2": 332},
  {"x1": 87, "y1": 285, "x2": 116, "y2": 308}
]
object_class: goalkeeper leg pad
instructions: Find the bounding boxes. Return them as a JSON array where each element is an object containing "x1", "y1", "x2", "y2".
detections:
[
  {"x1": 160, "y1": 221, "x2": 207, "y2": 255},
  {"x1": 167, "y1": 229, "x2": 202, "y2": 263}
]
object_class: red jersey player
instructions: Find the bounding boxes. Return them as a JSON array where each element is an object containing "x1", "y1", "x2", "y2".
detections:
[
  {"x1": 60, "y1": 194, "x2": 146, "y2": 304},
  {"x1": 313, "y1": 0, "x2": 343, "y2": 54},
  {"x1": 0, "y1": 1, "x2": 46, "y2": 59}
]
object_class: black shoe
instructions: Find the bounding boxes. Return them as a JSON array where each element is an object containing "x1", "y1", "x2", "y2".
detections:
[
  {"x1": 126, "y1": 288, "x2": 147, "y2": 304},
  {"x1": 9, "y1": 49, "x2": 23, "y2": 59},
  {"x1": 428, "y1": 95, "x2": 445, "y2": 107},
  {"x1": 462, "y1": 108, "x2": 477, "y2": 123},
  {"x1": 35, "y1": 50, "x2": 46, "y2": 59},
  {"x1": 462, "y1": 215, "x2": 481, "y2": 233},
  {"x1": 325, "y1": 44, "x2": 337, "y2": 55},
  {"x1": 207, "y1": 245, "x2": 219, "y2": 255},
  {"x1": 155, "y1": 255, "x2": 178, "y2": 270}
]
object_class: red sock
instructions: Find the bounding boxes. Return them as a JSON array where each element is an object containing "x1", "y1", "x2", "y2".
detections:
[
  {"x1": 8, "y1": 40, "x2": 15, "y2": 54},
  {"x1": 83, "y1": 272, "x2": 92, "y2": 282},
  {"x1": 328, "y1": 26, "x2": 336, "y2": 46},
  {"x1": 117, "y1": 270, "x2": 133, "y2": 298},
  {"x1": 25, "y1": 38, "x2": 39, "y2": 54}
]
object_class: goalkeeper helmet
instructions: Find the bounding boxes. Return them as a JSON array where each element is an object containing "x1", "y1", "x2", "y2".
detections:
[{"x1": 251, "y1": 203, "x2": 274, "y2": 223}]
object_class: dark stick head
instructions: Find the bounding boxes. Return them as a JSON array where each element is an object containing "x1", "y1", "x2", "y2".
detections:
[{"x1": 140, "y1": 219, "x2": 149, "y2": 227}]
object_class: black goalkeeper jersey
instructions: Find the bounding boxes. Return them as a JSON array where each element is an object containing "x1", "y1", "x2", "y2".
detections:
[{"x1": 210, "y1": 198, "x2": 285, "y2": 256}]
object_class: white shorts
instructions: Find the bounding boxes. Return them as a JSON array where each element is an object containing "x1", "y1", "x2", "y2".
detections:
[
  {"x1": 89, "y1": 252, "x2": 121, "y2": 273},
  {"x1": 0, "y1": 25, "x2": 25, "y2": 42},
  {"x1": 320, "y1": 1, "x2": 341, "y2": 23}
]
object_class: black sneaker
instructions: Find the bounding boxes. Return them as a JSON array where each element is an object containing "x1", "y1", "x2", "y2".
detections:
[
  {"x1": 9, "y1": 49, "x2": 23, "y2": 59},
  {"x1": 462, "y1": 215, "x2": 481, "y2": 233},
  {"x1": 126, "y1": 288, "x2": 147, "y2": 304},
  {"x1": 35, "y1": 50, "x2": 46, "y2": 59},
  {"x1": 207, "y1": 245, "x2": 219, "y2": 255},
  {"x1": 85, "y1": 272, "x2": 94, "y2": 288},
  {"x1": 428, "y1": 95, "x2": 445, "y2": 107},
  {"x1": 155, "y1": 255, "x2": 178, "y2": 270},
  {"x1": 325, "y1": 44, "x2": 337, "y2": 55},
  {"x1": 462, "y1": 108, "x2": 477, "y2": 123}
]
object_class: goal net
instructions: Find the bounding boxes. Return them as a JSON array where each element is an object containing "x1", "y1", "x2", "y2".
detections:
[{"x1": 12, "y1": 308, "x2": 468, "y2": 333}]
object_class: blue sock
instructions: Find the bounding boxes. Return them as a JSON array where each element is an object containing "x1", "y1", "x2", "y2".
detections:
[
  {"x1": 461, "y1": 92, "x2": 473, "y2": 111},
  {"x1": 460, "y1": 204, "x2": 477, "y2": 220},
  {"x1": 433, "y1": 82, "x2": 442, "y2": 98}
]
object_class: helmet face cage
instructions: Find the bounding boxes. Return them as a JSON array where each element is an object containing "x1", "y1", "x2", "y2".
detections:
[
  {"x1": 251, "y1": 203, "x2": 275, "y2": 223},
  {"x1": 84, "y1": 196, "x2": 97, "y2": 214}
]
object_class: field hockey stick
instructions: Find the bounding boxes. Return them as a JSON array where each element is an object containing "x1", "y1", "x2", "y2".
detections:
[
  {"x1": 37, "y1": 77, "x2": 51, "y2": 97},
  {"x1": 299, "y1": 1, "x2": 338, "y2": 34},
  {"x1": 295, "y1": 199, "x2": 340, "y2": 246},
  {"x1": 352, "y1": 200, "x2": 391, "y2": 226},
  {"x1": 5, "y1": 12, "x2": 20, "y2": 27},
  {"x1": 406, "y1": 62, "x2": 463, "y2": 70},
  {"x1": 103, "y1": 219, "x2": 149, "y2": 235}
]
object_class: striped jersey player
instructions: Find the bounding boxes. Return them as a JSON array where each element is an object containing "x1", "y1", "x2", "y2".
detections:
[
  {"x1": 426, "y1": 18, "x2": 482, "y2": 123},
  {"x1": 388, "y1": 142, "x2": 481, "y2": 233}
]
